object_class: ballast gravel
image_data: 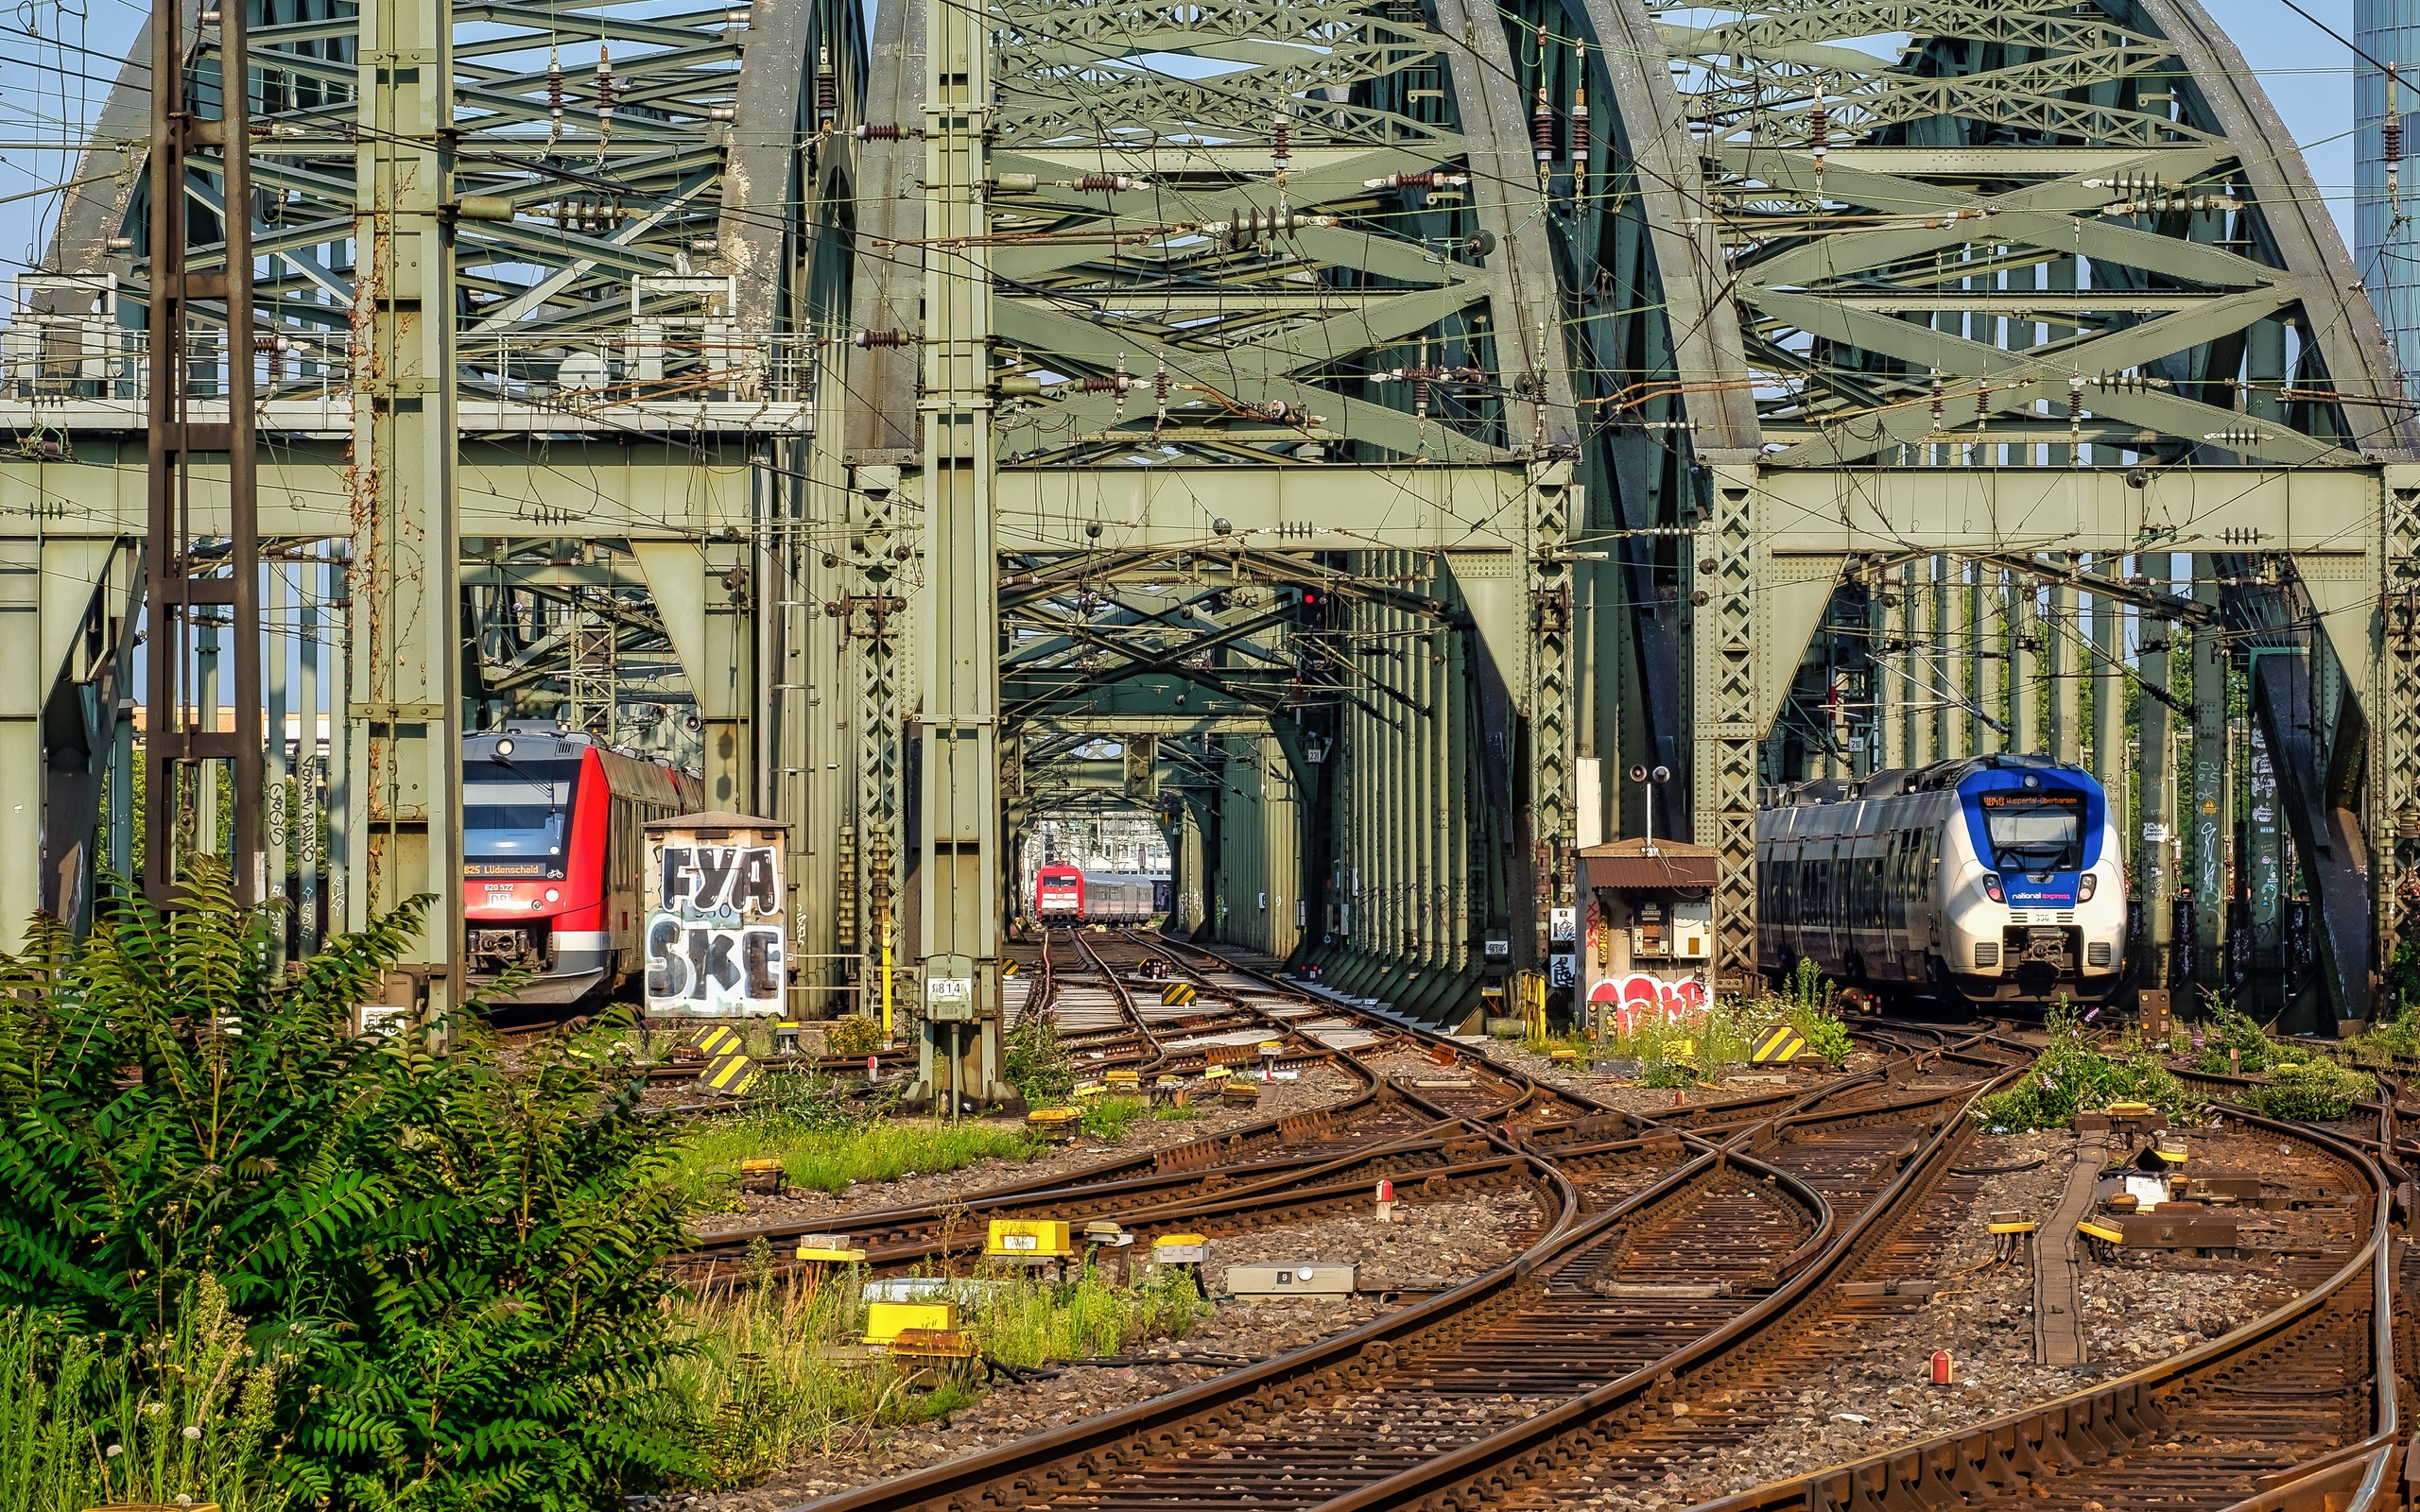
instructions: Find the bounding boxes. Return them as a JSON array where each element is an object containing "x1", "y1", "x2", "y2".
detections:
[{"x1": 676, "y1": 1187, "x2": 1539, "y2": 1508}]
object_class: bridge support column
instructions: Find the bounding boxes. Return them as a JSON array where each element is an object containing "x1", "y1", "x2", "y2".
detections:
[
  {"x1": 346, "y1": 0, "x2": 459, "y2": 1002},
  {"x1": 1693, "y1": 461, "x2": 1759, "y2": 986},
  {"x1": 2142, "y1": 559, "x2": 2175, "y2": 988},
  {"x1": 908, "y1": 0, "x2": 1008, "y2": 1109},
  {"x1": 2191, "y1": 556, "x2": 2230, "y2": 1005},
  {"x1": 2048, "y1": 576, "x2": 2081, "y2": 766},
  {"x1": 2091, "y1": 556, "x2": 2127, "y2": 845}
]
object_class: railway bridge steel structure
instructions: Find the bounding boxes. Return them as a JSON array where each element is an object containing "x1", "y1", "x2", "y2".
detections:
[{"x1": 1, "y1": 0, "x2": 2413, "y2": 1063}]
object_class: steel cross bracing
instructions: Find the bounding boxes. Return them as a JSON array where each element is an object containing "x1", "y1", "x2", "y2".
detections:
[
  {"x1": 8, "y1": 0, "x2": 2416, "y2": 1030},
  {"x1": 0, "y1": 0, "x2": 860, "y2": 971}
]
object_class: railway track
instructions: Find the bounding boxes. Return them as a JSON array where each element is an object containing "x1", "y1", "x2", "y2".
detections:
[{"x1": 787, "y1": 944, "x2": 2028, "y2": 1512}]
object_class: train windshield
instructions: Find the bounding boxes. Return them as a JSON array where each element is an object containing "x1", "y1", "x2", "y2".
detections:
[
  {"x1": 1980, "y1": 795, "x2": 2083, "y2": 872},
  {"x1": 464, "y1": 756, "x2": 582, "y2": 876}
]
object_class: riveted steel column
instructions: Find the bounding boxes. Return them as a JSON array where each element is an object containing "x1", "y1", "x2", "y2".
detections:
[
  {"x1": 1693, "y1": 461, "x2": 1758, "y2": 983},
  {"x1": 2191, "y1": 554, "x2": 2230, "y2": 1000},
  {"x1": 2048, "y1": 575, "x2": 2081, "y2": 765},
  {"x1": 2091, "y1": 555, "x2": 2127, "y2": 844},
  {"x1": 2009, "y1": 567, "x2": 2038, "y2": 754},
  {"x1": 1876, "y1": 574, "x2": 1904, "y2": 771},
  {"x1": 1974, "y1": 568, "x2": 2003, "y2": 755},
  {"x1": 912, "y1": 0, "x2": 1003, "y2": 1106},
  {"x1": 2378, "y1": 468, "x2": 2420, "y2": 992},
  {"x1": 1906, "y1": 562, "x2": 1934, "y2": 767},
  {"x1": 1937, "y1": 558, "x2": 1968, "y2": 761},
  {"x1": 348, "y1": 0, "x2": 459, "y2": 1004},
  {"x1": 2141, "y1": 556, "x2": 2175, "y2": 987}
]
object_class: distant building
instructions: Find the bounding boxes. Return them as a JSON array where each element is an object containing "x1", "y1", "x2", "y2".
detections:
[{"x1": 2358, "y1": 0, "x2": 2420, "y2": 390}]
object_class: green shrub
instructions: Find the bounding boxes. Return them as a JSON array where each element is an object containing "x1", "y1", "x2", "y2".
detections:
[
  {"x1": 1152, "y1": 1102, "x2": 1204, "y2": 1122},
  {"x1": 1003, "y1": 1013, "x2": 1075, "y2": 1106},
  {"x1": 824, "y1": 1015, "x2": 883, "y2": 1057},
  {"x1": 2194, "y1": 1005, "x2": 2283, "y2": 1074},
  {"x1": 0, "y1": 859, "x2": 695, "y2": 1508},
  {"x1": 2246, "y1": 1057, "x2": 2377, "y2": 1122},
  {"x1": 1972, "y1": 1006, "x2": 2196, "y2": 1131},
  {"x1": 1642, "y1": 1059, "x2": 1698, "y2": 1089}
]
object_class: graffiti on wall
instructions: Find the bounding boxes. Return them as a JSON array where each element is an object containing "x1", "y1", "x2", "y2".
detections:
[
  {"x1": 1585, "y1": 972, "x2": 1711, "y2": 1036},
  {"x1": 645, "y1": 835, "x2": 786, "y2": 1015}
]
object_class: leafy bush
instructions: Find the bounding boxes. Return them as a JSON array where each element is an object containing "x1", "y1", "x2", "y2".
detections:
[
  {"x1": 1789, "y1": 1006, "x2": 1856, "y2": 1068},
  {"x1": 1971, "y1": 1006, "x2": 2195, "y2": 1131},
  {"x1": 1642, "y1": 1059, "x2": 1699, "y2": 1089},
  {"x1": 2355, "y1": 1004, "x2": 2420, "y2": 1060},
  {"x1": 2194, "y1": 1005, "x2": 2283, "y2": 1074},
  {"x1": 0, "y1": 860, "x2": 695, "y2": 1509},
  {"x1": 2246, "y1": 1057, "x2": 2377, "y2": 1122},
  {"x1": 824, "y1": 1015, "x2": 883, "y2": 1057},
  {"x1": 1003, "y1": 1012, "x2": 1075, "y2": 1106}
]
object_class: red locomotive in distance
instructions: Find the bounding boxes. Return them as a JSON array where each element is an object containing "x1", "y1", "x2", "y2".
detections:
[
  {"x1": 464, "y1": 722, "x2": 701, "y2": 1004},
  {"x1": 1032, "y1": 864, "x2": 1168, "y2": 925}
]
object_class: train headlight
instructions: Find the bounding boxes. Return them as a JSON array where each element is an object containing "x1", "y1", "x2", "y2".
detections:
[
  {"x1": 1981, "y1": 872, "x2": 2004, "y2": 904},
  {"x1": 544, "y1": 888, "x2": 562, "y2": 903},
  {"x1": 495, "y1": 737, "x2": 515, "y2": 759},
  {"x1": 2078, "y1": 872, "x2": 2097, "y2": 902}
]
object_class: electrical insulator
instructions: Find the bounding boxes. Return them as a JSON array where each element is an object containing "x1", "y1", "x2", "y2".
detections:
[
  {"x1": 1115, "y1": 353, "x2": 1129, "y2": 421},
  {"x1": 1079, "y1": 174, "x2": 1139, "y2": 192},
  {"x1": 1271, "y1": 103, "x2": 1291, "y2": 178},
  {"x1": 1974, "y1": 380, "x2": 1991, "y2": 430},
  {"x1": 854, "y1": 124, "x2": 911, "y2": 141},
  {"x1": 547, "y1": 44, "x2": 565, "y2": 129},
  {"x1": 2067, "y1": 375, "x2": 2085, "y2": 442},
  {"x1": 596, "y1": 44, "x2": 615, "y2": 129},
  {"x1": 2391, "y1": 76, "x2": 2405, "y2": 207},
  {"x1": 852, "y1": 330, "x2": 912, "y2": 348},
  {"x1": 1361, "y1": 171, "x2": 1470, "y2": 190},
  {"x1": 1929, "y1": 368, "x2": 1944, "y2": 428},
  {"x1": 1531, "y1": 86, "x2": 1556, "y2": 184},
  {"x1": 816, "y1": 45, "x2": 838, "y2": 132},
  {"x1": 1808, "y1": 81, "x2": 1828, "y2": 168},
  {"x1": 1154, "y1": 358, "x2": 1169, "y2": 427},
  {"x1": 1571, "y1": 42, "x2": 1590, "y2": 201}
]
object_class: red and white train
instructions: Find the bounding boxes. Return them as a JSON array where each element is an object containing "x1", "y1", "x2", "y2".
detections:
[
  {"x1": 464, "y1": 722, "x2": 702, "y2": 1003},
  {"x1": 1033, "y1": 865, "x2": 1171, "y2": 925}
]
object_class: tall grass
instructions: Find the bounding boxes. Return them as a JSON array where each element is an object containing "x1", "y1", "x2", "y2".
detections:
[
  {"x1": 675, "y1": 1117, "x2": 1042, "y2": 1205},
  {"x1": 669, "y1": 1262, "x2": 1203, "y2": 1486},
  {"x1": 0, "y1": 1282, "x2": 287, "y2": 1512}
]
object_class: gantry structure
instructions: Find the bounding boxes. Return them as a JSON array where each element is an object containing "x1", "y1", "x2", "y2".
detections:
[{"x1": 0, "y1": 0, "x2": 2412, "y2": 1058}]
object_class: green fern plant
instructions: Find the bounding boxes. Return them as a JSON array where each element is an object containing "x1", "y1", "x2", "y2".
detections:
[{"x1": 0, "y1": 859, "x2": 698, "y2": 1509}]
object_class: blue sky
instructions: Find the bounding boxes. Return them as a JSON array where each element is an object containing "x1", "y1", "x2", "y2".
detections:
[{"x1": 0, "y1": 0, "x2": 2375, "y2": 280}]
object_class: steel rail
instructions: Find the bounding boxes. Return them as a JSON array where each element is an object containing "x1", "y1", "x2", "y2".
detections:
[
  {"x1": 788, "y1": 972, "x2": 2005, "y2": 1512},
  {"x1": 1674, "y1": 1102, "x2": 2397, "y2": 1512}
]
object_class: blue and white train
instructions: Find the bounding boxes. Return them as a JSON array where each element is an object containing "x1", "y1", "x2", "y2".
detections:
[{"x1": 1755, "y1": 754, "x2": 2128, "y2": 1005}]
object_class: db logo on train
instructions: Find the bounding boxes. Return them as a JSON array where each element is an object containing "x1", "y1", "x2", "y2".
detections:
[{"x1": 1587, "y1": 972, "x2": 1711, "y2": 1035}]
